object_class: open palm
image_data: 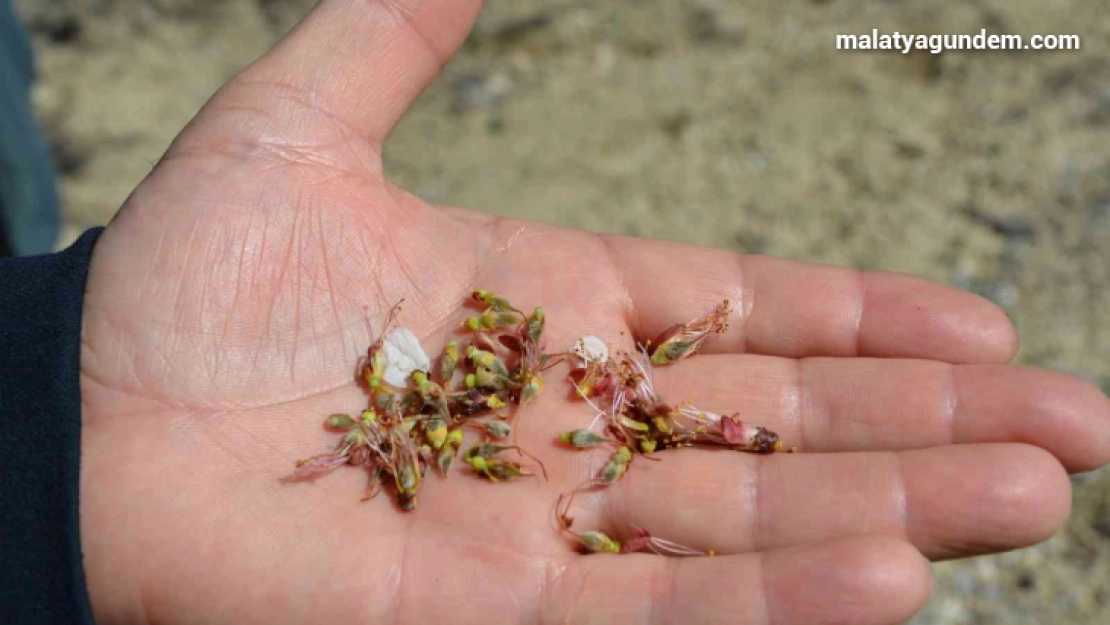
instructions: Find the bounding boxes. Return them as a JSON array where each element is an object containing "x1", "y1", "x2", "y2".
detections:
[{"x1": 75, "y1": 2, "x2": 1110, "y2": 624}]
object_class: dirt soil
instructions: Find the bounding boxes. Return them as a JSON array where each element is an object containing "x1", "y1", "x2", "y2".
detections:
[{"x1": 15, "y1": 0, "x2": 1110, "y2": 622}]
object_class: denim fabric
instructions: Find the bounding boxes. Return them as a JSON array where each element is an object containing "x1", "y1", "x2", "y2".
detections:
[{"x1": 0, "y1": 0, "x2": 61, "y2": 256}]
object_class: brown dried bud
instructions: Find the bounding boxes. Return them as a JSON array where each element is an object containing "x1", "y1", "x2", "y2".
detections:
[
  {"x1": 397, "y1": 492, "x2": 418, "y2": 512},
  {"x1": 348, "y1": 445, "x2": 371, "y2": 466},
  {"x1": 747, "y1": 428, "x2": 781, "y2": 454}
]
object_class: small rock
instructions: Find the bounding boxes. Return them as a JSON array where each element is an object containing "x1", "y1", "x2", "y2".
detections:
[{"x1": 451, "y1": 72, "x2": 513, "y2": 113}]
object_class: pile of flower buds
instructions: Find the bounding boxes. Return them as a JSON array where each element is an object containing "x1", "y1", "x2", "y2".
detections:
[
  {"x1": 288, "y1": 293, "x2": 787, "y2": 556},
  {"x1": 554, "y1": 300, "x2": 786, "y2": 555},
  {"x1": 288, "y1": 292, "x2": 552, "y2": 511}
]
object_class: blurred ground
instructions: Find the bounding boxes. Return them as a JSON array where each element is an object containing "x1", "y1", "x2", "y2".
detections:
[{"x1": 14, "y1": 0, "x2": 1110, "y2": 622}]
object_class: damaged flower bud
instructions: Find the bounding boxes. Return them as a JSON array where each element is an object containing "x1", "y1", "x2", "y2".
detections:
[
  {"x1": 621, "y1": 526, "x2": 712, "y2": 557},
  {"x1": 290, "y1": 448, "x2": 350, "y2": 481},
  {"x1": 571, "y1": 336, "x2": 609, "y2": 365},
  {"x1": 568, "y1": 335, "x2": 612, "y2": 397}
]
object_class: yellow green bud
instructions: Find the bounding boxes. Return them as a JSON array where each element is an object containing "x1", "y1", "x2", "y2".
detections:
[
  {"x1": 618, "y1": 415, "x2": 650, "y2": 432},
  {"x1": 425, "y1": 417, "x2": 448, "y2": 450},
  {"x1": 650, "y1": 341, "x2": 693, "y2": 365},
  {"x1": 520, "y1": 374, "x2": 543, "y2": 405},
  {"x1": 476, "y1": 366, "x2": 511, "y2": 390},
  {"x1": 343, "y1": 429, "x2": 368, "y2": 446},
  {"x1": 466, "y1": 442, "x2": 509, "y2": 459},
  {"x1": 398, "y1": 462, "x2": 418, "y2": 492},
  {"x1": 326, "y1": 413, "x2": 355, "y2": 429},
  {"x1": 474, "y1": 350, "x2": 509, "y2": 377},
  {"x1": 485, "y1": 460, "x2": 530, "y2": 481},
  {"x1": 368, "y1": 351, "x2": 387, "y2": 386},
  {"x1": 467, "y1": 455, "x2": 488, "y2": 473},
  {"x1": 437, "y1": 444, "x2": 457, "y2": 475},
  {"x1": 559, "y1": 429, "x2": 609, "y2": 448},
  {"x1": 579, "y1": 531, "x2": 621, "y2": 554},
  {"x1": 446, "y1": 428, "x2": 464, "y2": 445},
  {"x1": 652, "y1": 416, "x2": 673, "y2": 434},
  {"x1": 472, "y1": 289, "x2": 514, "y2": 311},
  {"x1": 476, "y1": 309, "x2": 517, "y2": 330},
  {"x1": 466, "y1": 346, "x2": 489, "y2": 364},
  {"x1": 601, "y1": 447, "x2": 633, "y2": 483},
  {"x1": 484, "y1": 420, "x2": 511, "y2": 439},
  {"x1": 440, "y1": 341, "x2": 459, "y2": 381},
  {"x1": 616, "y1": 446, "x2": 633, "y2": 463},
  {"x1": 527, "y1": 306, "x2": 545, "y2": 344}
]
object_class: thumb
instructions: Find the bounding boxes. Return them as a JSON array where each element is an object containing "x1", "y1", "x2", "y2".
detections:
[{"x1": 176, "y1": 0, "x2": 484, "y2": 151}]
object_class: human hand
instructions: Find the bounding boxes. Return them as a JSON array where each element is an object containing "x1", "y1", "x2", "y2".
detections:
[{"x1": 77, "y1": 2, "x2": 1110, "y2": 624}]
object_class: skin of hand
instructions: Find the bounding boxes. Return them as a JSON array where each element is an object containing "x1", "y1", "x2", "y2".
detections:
[{"x1": 76, "y1": 2, "x2": 1110, "y2": 624}]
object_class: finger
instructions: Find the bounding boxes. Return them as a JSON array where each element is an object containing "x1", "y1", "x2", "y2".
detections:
[
  {"x1": 592, "y1": 444, "x2": 1069, "y2": 560},
  {"x1": 650, "y1": 355, "x2": 1110, "y2": 472},
  {"x1": 194, "y1": 0, "x2": 484, "y2": 147},
  {"x1": 542, "y1": 536, "x2": 931, "y2": 625},
  {"x1": 604, "y1": 235, "x2": 1017, "y2": 363}
]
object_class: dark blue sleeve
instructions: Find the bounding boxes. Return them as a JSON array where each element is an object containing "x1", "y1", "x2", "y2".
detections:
[{"x1": 0, "y1": 227, "x2": 102, "y2": 625}]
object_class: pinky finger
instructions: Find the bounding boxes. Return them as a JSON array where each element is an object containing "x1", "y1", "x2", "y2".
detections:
[{"x1": 547, "y1": 536, "x2": 932, "y2": 625}]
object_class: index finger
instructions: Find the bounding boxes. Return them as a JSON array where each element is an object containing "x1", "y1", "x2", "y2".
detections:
[{"x1": 604, "y1": 234, "x2": 1018, "y2": 363}]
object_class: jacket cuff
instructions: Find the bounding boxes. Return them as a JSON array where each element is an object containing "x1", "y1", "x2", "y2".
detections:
[{"x1": 0, "y1": 227, "x2": 103, "y2": 625}]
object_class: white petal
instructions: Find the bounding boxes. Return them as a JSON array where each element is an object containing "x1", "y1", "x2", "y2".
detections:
[
  {"x1": 380, "y1": 328, "x2": 431, "y2": 387},
  {"x1": 571, "y1": 335, "x2": 609, "y2": 365}
]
